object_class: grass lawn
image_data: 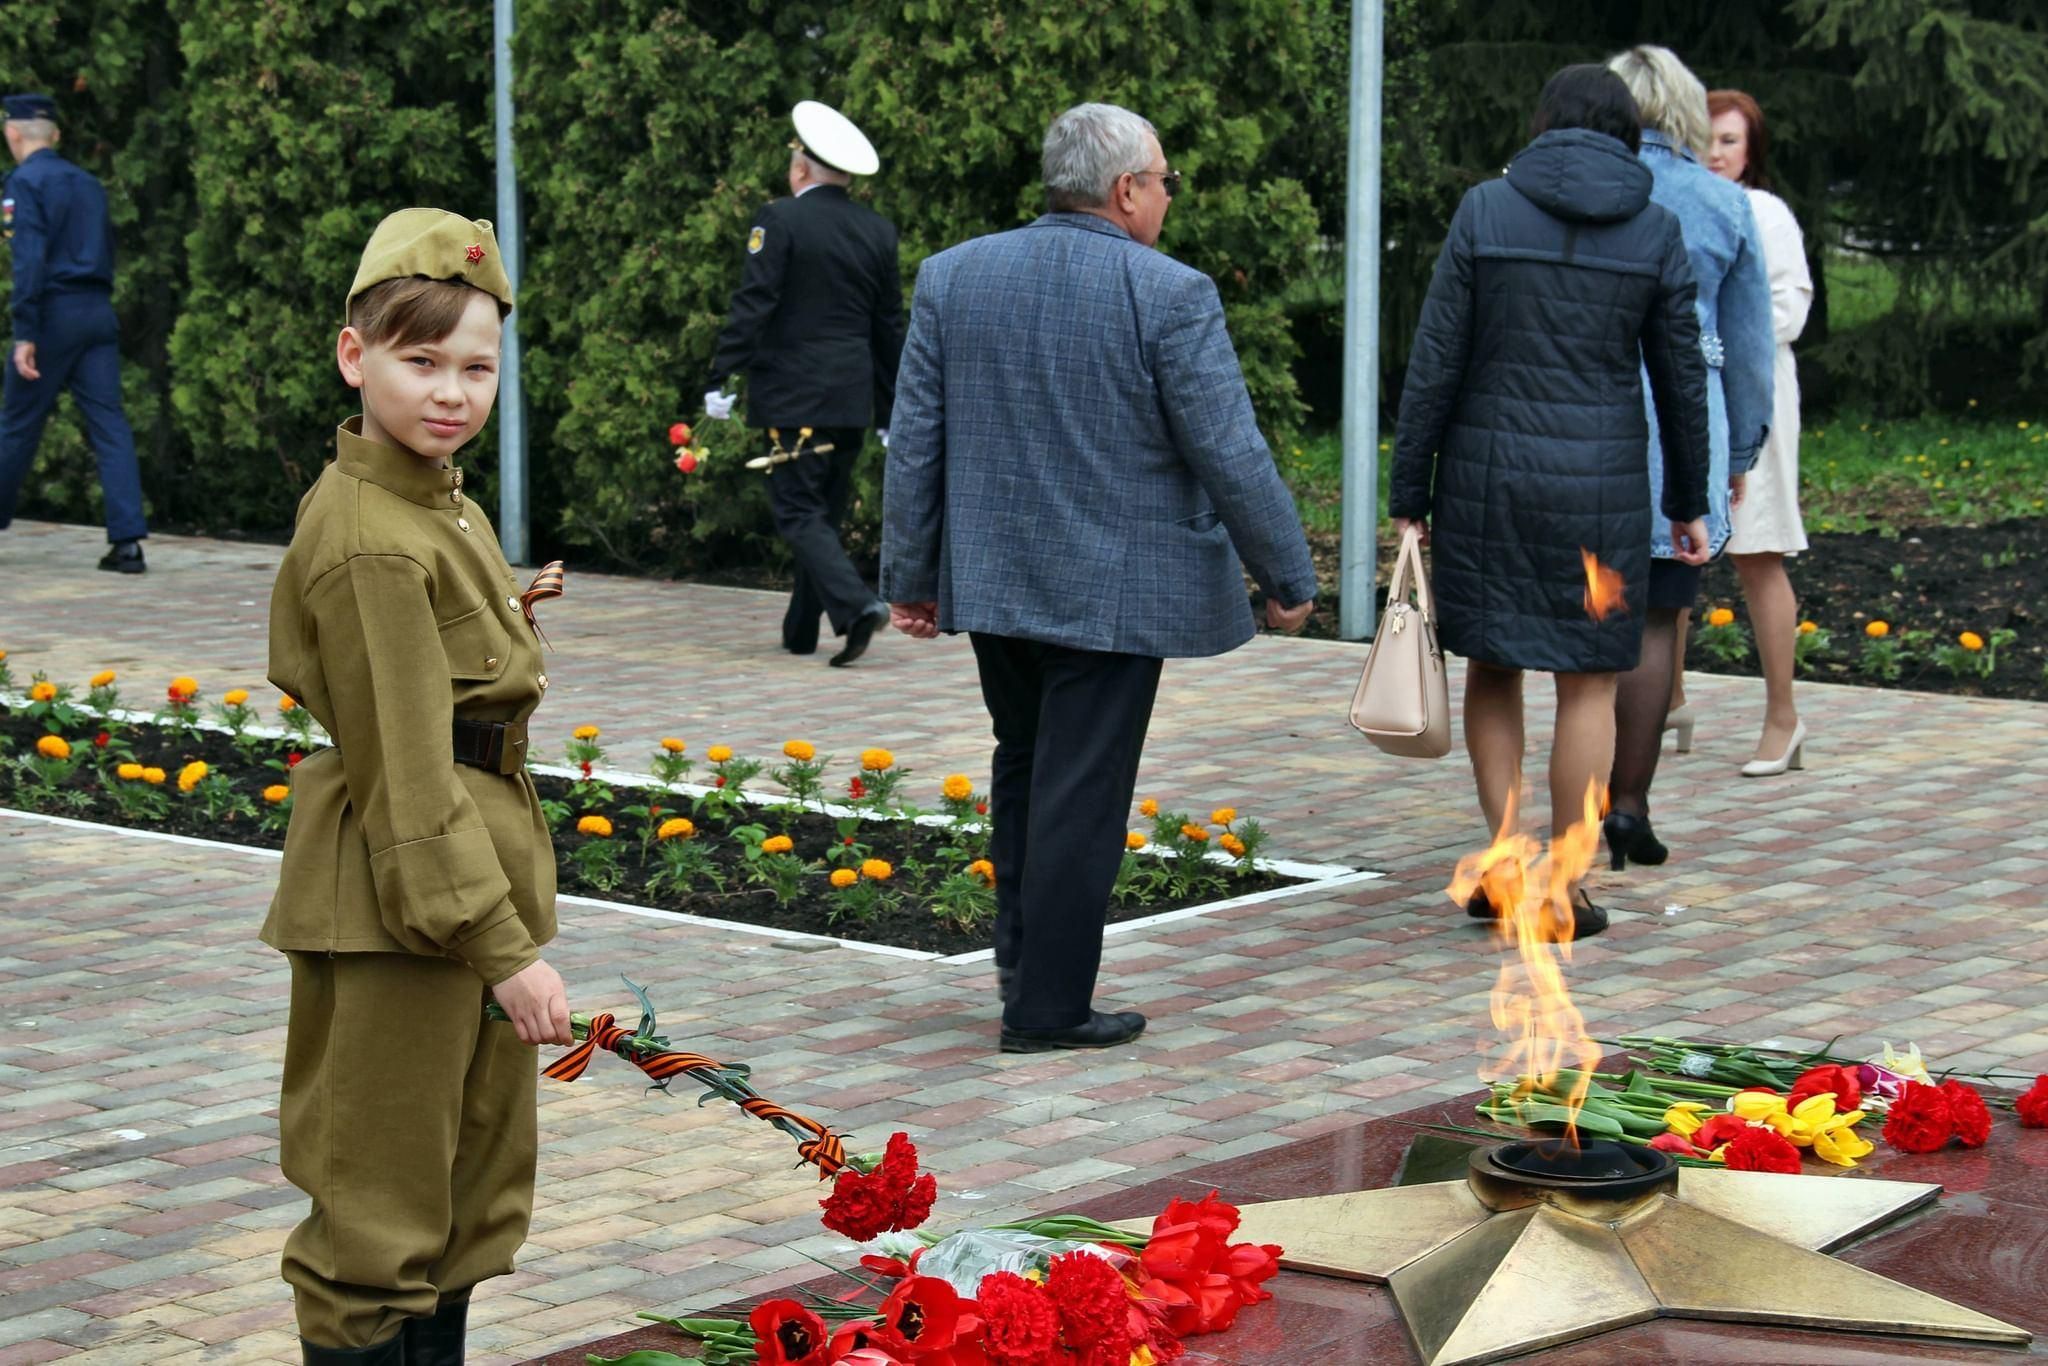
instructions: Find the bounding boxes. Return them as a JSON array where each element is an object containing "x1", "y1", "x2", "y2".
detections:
[{"x1": 1282, "y1": 408, "x2": 2047, "y2": 541}]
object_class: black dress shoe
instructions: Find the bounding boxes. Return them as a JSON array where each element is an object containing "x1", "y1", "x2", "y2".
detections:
[
  {"x1": 98, "y1": 539, "x2": 146, "y2": 574},
  {"x1": 784, "y1": 636, "x2": 818, "y2": 656},
  {"x1": 1603, "y1": 811, "x2": 1668, "y2": 870},
  {"x1": 402, "y1": 1290, "x2": 469, "y2": 1366},
  {"x1": 1465, "y1": 888, "x2": 1500, "y2": 920},
  {"x1": 300, "y1": 1333, "x2": 403, "y2": 1365},
  {"x1": 829, "y1": 603, "x2": 889, "y2": 667},
  {"x1": 1000, "y1": 1010, "x2": 1146, "y2": 1053},
  {"x1": 1565, "y1": 888, "x2": 1610, "y2": 938}
]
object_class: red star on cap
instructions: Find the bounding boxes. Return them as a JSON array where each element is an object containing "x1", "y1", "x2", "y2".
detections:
[{"x1": 465, "y1": 244, "x2": 486, "y2": 264}]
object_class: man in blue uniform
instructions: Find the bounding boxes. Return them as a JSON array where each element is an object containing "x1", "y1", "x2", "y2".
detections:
[
  {"x1": 704, "y1": 101, "x2": 902, "y2": 666},
  {"x1": 0, "y1": 93, "x2": 148, "y2": 572}
]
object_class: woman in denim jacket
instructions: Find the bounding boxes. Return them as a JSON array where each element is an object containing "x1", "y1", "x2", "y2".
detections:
[{"x1": 1603, "y1": 45, "x2": 1775, "y2": 872}]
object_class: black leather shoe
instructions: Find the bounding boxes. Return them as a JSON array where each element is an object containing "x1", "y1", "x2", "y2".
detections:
[
  {"x1": 784, "y1": 635, "x2": 818, "y2": 656},
  {"x1": 1603, "y1": 811, "x2": 1668, "y2": 870},
  {"x1": 829, "y1": 603, "x2": 889, "y2": 668},
  {"x1": 402, "y1": 1290, "x2": 469, "y2": 1366},
  {"x1": 300, "y1": 1333, "x2": 404, "y2": 1365},
  {"x1": 1465, "y1": 888, "x2": 1499, "y2": 920},
  {"x1": 98, "y1": 539, "x2": 146, "y2": 574},
  {"x1": 1565, "y1": 888, "x2": 1610, "y2": 939},
  {"x1": 1000, "y1": 1010, "x2": 1146, "y2": 1053}
]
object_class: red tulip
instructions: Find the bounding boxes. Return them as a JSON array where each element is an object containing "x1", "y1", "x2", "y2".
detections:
[
  {"x1": 750, "y1": 1299, "x2": 833, "y2": 1365},
  {"x1": 669, "y1": 421, "x2": 693, "y2": 446},
  {"x1": 1787, "y1": 1063, "x2": 1863, "y2": 1113},
  {"x1": 1648, "y1": 1132, "x2": 1699, "y2": 1156}
]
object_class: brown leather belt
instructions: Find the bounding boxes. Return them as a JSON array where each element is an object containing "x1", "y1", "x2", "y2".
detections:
[{"x1": 451, "y1": 718, "x2": 529, "y2": 775}]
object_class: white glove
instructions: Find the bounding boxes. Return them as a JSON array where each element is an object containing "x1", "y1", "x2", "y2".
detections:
[
  {"x1": 703, "y1": 390, "x2": 735, "y2": 421},
  {"x1": 877, "y1": 429, "x2": 890, "y2": 450}
]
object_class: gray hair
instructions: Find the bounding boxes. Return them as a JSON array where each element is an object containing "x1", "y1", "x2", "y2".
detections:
[
  {"x1": 1607, "y1": 46, "x2": 1709, "y2": 158},
  {"x1": 6, "y1": 117, "x2": 58, "y2": 145},
  {"x1": 1042, "y1": 103, "x2": 1156, "y2": 211}
]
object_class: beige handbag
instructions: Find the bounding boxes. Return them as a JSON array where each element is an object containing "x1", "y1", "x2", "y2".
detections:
[{"x1": 1348, "y1": 526, "x2": 1451, "y2": 758}]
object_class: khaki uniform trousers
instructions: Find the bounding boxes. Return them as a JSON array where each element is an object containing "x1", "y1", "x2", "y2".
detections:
[{"x1": 279, "y1": 951, "x2": 536, "y2": 1347}]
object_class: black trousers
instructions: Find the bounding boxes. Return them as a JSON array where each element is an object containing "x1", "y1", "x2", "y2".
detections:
[
  {"x1": 970, "y1": 633, "x2": 1163, "y2": 1030},
  {"x1": 766, "y1": 427, "x2": 871, "y2": 649}
]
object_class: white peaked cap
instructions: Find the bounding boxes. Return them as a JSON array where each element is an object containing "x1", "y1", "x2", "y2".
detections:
[{"x1": 791, "y1": 100, "x2": 880, "y2": 177}]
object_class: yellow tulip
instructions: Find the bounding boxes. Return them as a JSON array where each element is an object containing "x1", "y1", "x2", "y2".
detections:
[
  {"x1": 1662, "y1": 1102, "x2": 1709, "y2": 1138},
  {"x1": 1777, "y1": 1093, "x2": 1845, "y2": 1148},
  {"x1": 1811, "y1": 1113, "x2": 1875, "y2": 1168}
]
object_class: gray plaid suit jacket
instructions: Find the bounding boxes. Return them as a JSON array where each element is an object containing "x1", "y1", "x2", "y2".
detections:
[{"x1": 879, "y1": 213, "x2": 1316, "y2": 659}]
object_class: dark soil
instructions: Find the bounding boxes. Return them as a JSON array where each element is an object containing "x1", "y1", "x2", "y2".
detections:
[
  {"x1": 1294, "y1": 518, "x2": 2048, "y2": 702},
  {"x1": 0, "y1": 709, "x2": 1295, "y2": 956}
]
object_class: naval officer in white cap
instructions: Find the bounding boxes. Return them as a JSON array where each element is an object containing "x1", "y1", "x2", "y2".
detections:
[{"x1": 703, "y1": 100, "x2": 904, "y2": 666}]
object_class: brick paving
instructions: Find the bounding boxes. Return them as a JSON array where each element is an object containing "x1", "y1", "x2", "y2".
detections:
[{"x1": 3, "y1": 517, "x2": 2048, "y2": 1362}]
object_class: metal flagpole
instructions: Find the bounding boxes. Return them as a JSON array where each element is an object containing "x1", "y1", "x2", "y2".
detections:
[
  {"x1": 493, "y1": 0, "x2": 529, "y2": 563},
  {"x1": 1338, "y1": 0, "x2": 1385, "y2": 640}
]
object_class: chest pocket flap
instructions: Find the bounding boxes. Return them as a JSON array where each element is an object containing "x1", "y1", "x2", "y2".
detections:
[{"x1": 438, "y1": 599, "x2": 511, "y2": 682}]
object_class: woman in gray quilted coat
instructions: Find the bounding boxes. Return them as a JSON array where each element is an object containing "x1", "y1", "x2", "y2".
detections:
[{"x1": 1389, "y1": 65, "x2": 1712, "y2": 937}]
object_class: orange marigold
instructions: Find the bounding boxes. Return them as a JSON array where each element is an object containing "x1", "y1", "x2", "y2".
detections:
[
  {"x1": 860, "y1": 747, "x2": 894, "y2": 772},
  {"x1": 968, "y1": 858, "x2": 996, "y2": 885},
  {"x1": 941, "y1": 773, "x2": 974, "y2": 801},
  {"x1": 89, "y1": 669, "x2": 117, "y2": 688},
  {"x1": 168, "y1": 676, "x2": 199, "y2": 700},
  {"x1": 572, "y1": 724, "x2": 601, "y2": 741},
  {"x1": 706, "y1": 744, "x2": 734, "y2": 763},
  {"x1": 278, "y1": 694, "x2": 298, "y2": 712},
  {"x1": 860, "y1": 858, "x2": 893, "y2": 882},
  {"x1": 1797, "y1": 621, "x2": 1819, "y2": 635},
  {"x1": 141, "y1": 767, "x2": 167, "y2": 785},
  {"x1": 263, "y1": 784, "x2": 291, "y2": 804},
  {"x1": 1220, "y1": 833, "x2": 1247, "y2": 857},
  {"x1": 761, "y1": 834, "x2": 795, "y2": 854},
  {"x1": 177, "y1": 761, "x2": 208, "y2": 792},
  {"x1": 657, "y1": 816, "x2": 696, "y2": 840},
  {"x1": 1126, "y1": 831, "x2": 1148, "y2": 850},
  {"x1": 35, "y1": 734, "x2": 71, "y2": 760},
  {"x1": 659, "y1": 737, "x2": 687, "y2": 753},
  {"x1": 830, "y1": 867, "x2": 859, "y2": 889},
  {"x1": 116, "y1": 762, "x2": 145, "y2": 781},
  {"x1": 782, "y1": 739, "x2": 817, "y2": 762},
  {"x1": 1865, "y1": 621, "x2": 1890, "y2": 638},
  {"x1": 577, "y1": 815, "x2": 614, "y2": 837},
  {"x1": 1959, "y1": 631, "x2": 1985, "y2": 651},
  {"x1": 29, "y1": 680, "x2": 56, "y2": 702},
  {"x1": 1180, "y1": 824, "x2": 1210, "y2": 843},
  {"x1": 1210, "y1": 806, "x2": 1238, "y2": 826},
  {"x1": 222, "y1": 689, "x2": 250, "y2": 706},
  {"x1": 1138, "y1": 797, "x2": 1159, "y2": 818},
  {"x1": 1706, "y1": 607, "x2": 1736, "y2": 628}
]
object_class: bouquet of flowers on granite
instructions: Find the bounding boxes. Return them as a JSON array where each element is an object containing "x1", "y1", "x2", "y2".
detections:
[{"x1": 614, "y1": 1136, "x2": 1283, "y2": 1365}]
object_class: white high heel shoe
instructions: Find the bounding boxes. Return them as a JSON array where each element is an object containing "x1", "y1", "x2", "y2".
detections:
[
  {"x1": 1663, "y1": 704, "x2": 1695, "y2": 755},
  {"x1": 1741, "y1": 720, "x2": 1808, "y2": 777}
]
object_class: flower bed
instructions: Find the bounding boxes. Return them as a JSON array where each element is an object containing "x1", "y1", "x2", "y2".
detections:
[{"x1": 0, "y1": 662, "x2": 1319, "y2": 957}]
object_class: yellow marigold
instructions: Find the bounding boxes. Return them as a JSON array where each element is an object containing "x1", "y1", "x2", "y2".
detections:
[
  {"x1": 1139, "y1": 797, "x2": 1159, "y2": 818},
  {"x1": 1180, "y1": 824, "x2": 1210, "y2": 843},
  {"x1": 1210, "y1": 806, "x2": 1238, "y2": 826},
  {"x1": 657, "y1": 816, "x2": 696, "y2": 840},
  {"x1": 830, "y1": 867, "x2": 859, "y2": 889},
  {"x1": 659, "y1": 737, "x2": 687, "y2": 754},
  {"x1": 29, "y1": 680, "x2": 56, "y2": 702},
  {"x1": 1220, "y1": 833, "x2": 1247, "y2": 857},
  {"x1": 141, "y1": 766, "x2": 166, "y2": 785},
  {"x1": 89, "y1": 669, "x2": 117, "y2": 688},
  {"x1": 1959, "y1": 631, "x2": 1985, "y2": 651},
  {"x1": 35, "y1": 735, "x2": 71, "y2": 760},
  {"x1": 941, "y1": 774, "x2": 973, "y2": 801},
  {"x1": 1797, "y1": 621, "x2": 1819, "y2": 635},
  {"x1": 572, "y1": 724, "x2": 601, "y2": 741},
  {"x1": 116, "y1": 762, "x2": 145, "y2": 781},
  {"x1": 1126, "y1": 831, "x2": 1148, "y2": 850},
  {"x1": 1706, "y1": 607, "x2": 1736, "y2": 628},
  {"x1": 761, "y1": 834, "x2": 795, "y2": 854},
  {"x1": 782, "y1": 739, "x2": 816, "y2": 762},
  {"x1": 860, "y1": 747, "x2": 894, "y2": 772},
  {"x1": 168, "y1": 676, "x2": 199, "y2": 700},
  {"x1": 968, "y1": 858, "x2": 996, "y2": 885},
  {"x1": 861, "y1": 858, "x2": 893, "y2": 882},
  {"x1": 177, "y1": 761, "x2": 208, "y2": 793},
  {"x1": 577, "y1": 815, "x2": 614, "y2": 837},
  {"x1": 1865, "y1": 620, "x2": 1890, "y2": 638},
  {"x1": 222, "y1": 689, "x2": 250, "y2": 706},
  {"x1": 706, "y1": 744, "x2": 734, "y2": 763},
  {"x1": 262, "y1": 784, "x2": 291, "y2": 804},
  {"x1": 278, "y1": 694, "x2": 298, "y2": 712}
]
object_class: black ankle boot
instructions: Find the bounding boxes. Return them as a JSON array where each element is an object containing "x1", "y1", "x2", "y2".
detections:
[
  {"x1": 300, "y1": 1333, "x2": 404, "y2": 1365},
  {"x1": 1603, "y1": 811, "x2": 1668, "y2": 870},
  {"x1": 402, "y1": 1292, "x2": 470, "y2": 1366}
]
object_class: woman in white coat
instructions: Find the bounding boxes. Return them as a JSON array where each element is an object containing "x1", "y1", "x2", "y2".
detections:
[{"x1": 1675, "y1": 89, "x2": 1813, "y2": 775}]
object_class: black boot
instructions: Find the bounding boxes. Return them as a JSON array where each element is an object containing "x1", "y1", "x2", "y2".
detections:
[
  {"x1": 300, "y1": 1332, "x2": 404, "y2": 1365},
  {"x1": 1603, "y1": 811, "x2": 1668, "y2": 870},
  {"x1": 401, "y1": 1291, "x2": 470, "y2": 1366},
  {"x1": 98, "y1": 539, "x2": 146, "y2": 574}
]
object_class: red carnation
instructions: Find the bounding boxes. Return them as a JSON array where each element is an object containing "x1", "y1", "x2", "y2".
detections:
[
  {"x1": 2017, "y1": 1076, "x2": 2048, "y2": 1128},
  {"x1": 976, "y1": 1271, "x2": 1060, "y2": 1366},
  {"x1": 849, "y1": 776, "x2": 867, "y2": 799},
  {"x1": 1046, "y1": 1250, "x2": 1132, "y2": 1351},
  {"x1": 1787, "y1": 1063, "x2": 1862, "y2": 1114},
  {"x1": 1722, "y1": 1126, "x2": 1802, "y2": 1174},
  {"x1": 1883, "y1": 1081, "x2": 1957, "y2": 1154},
  {"x1": 749, "y1": 1299, "x2": 833, "y2": 1365},
  {"x1": 820, "y1": 1132, "x2": 937, "y2": 1242},
  {"x1": 819, "y1": 1176, "x2": 895, "y2": 1244},
  {"x1": 94, "y1": 730, "x2": 110, "y2": 748},
  {"x1": 286, "y1": 751, "x2": 303, "y2": 768},
  {"x1": 1940, "y1": 1079, "x2": 1992, "y2": 1147}
]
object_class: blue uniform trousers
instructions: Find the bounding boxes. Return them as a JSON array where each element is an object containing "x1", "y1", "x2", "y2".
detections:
[{"x1": 0, "y1": 289, "x2": 147, "y2": 542}]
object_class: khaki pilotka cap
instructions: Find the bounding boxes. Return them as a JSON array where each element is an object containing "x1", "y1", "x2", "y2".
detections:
[{"x1": 346, "y1": 208, "x2": 516, "y2": 311}]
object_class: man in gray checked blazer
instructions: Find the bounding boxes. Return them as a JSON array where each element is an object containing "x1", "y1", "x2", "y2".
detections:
[{"x1": 881, "y1": 102, "x2": 1317, "y2": 1053}]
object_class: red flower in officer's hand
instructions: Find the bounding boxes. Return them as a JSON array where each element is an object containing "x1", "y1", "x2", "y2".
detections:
[
  {"x1": 749, "y1": 1299, "x2": 833, "y2": 1365},
  {"x1": 1940, "y1": 1079, "x2": 1992, "y2": 1147},
  {"x1": 1883, "y1": 1081, "x2": 1956, "y2": 1154},
  {"x1": 2018, "y1": 1076, "x2": 2048, "y2": 1128},
  {"x1": 821, "y1": 1132, "x2": 938, "y2": 1242}
]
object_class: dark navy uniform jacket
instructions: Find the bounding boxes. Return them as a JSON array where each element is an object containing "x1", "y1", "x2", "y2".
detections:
[
  {"x1": 704, "y1": 184, "x2": 903, "y2": 431},
  {"x1": 4, "y1": 148, "x2": 117, "y2": 347}
]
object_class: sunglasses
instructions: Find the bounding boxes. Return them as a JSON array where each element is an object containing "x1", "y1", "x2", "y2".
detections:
[{"x1": 1129, "y1": 168, "x2": 1183, "y2": 198}]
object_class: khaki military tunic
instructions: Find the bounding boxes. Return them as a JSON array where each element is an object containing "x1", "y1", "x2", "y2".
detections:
[
  {"x1": 265, "y1": 418, "x2": 555, "y2": 1346},
  {"x1": 265, "y1": 417, "x2": 555, "y2": 983}
]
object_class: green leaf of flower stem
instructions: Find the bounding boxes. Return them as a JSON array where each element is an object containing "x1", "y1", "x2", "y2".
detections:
[{"x1": 586, "y1": 1353, "x2": 698, "y2": 1365}]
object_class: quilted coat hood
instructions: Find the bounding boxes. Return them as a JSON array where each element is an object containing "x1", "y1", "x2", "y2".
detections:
[{"x1": 1506, "y1": 129, "x2": 1652, "y2": 224}]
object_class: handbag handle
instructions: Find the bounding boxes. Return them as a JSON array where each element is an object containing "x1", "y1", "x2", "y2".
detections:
[{"x1": 1387, "y1": 525, "x2": 1434, "y2": 626}]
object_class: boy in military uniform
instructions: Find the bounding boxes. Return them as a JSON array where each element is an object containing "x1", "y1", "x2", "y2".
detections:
[{"x1": 265, "y1": 209, "x2": 572, "y2": 1365}]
